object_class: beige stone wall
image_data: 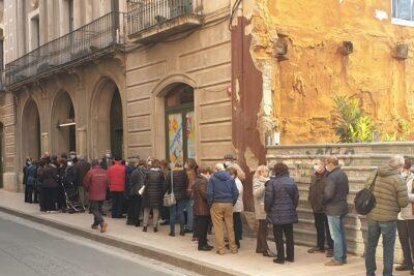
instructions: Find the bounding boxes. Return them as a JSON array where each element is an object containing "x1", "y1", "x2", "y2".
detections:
[
  {"x1": 245, "y1": 0, "x2": 414, "y2": 145},
  {"x1": 125, "y1": 8, "x2": 233, "y2": 166}
]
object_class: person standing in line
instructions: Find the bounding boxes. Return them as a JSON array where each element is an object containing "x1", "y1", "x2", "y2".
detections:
[
  {"x1": 38, "y1": 155, "x2": 58, "y2": 212},
  {"x1": 193, "y1": 166, "x2": 213, "y2": 251},
  {"x1": 23, "y1": 158, "x2": 32, "y2": 203},
  {"x1": 142, "y1": 159, "x2": 164, "y2": 232},
  {"x1": 308, "y1": 158, "x2": 334, "y2": 257},
  {"x1": 56, "y1": 156, "x2": 67, "y2": 211},
  {"x1": 365, "y1": 155, "x2": 409, "y2": 276},
  {"x1": 227, "y1": 166, "x2": 244, "y2": 249},
  {"x1": 253, "y1": 165, "x2": 275, "y2": 257},
  {"x1": 107, "y1": 156, "x2": 126, "y2": 218},
  {"x1": 83, "y1": 160, "x2": 109, "y2": 233},
  {"x1": 207, "y1": 163, "x2": 239, "y2": 255},
  {"x1": 25, "y1": 159, "x2": 38, "y2": 204},
  {"x1": 166, "y1": 167, "x2": 189, "y2": 236},
  {"x1": 265, "y1": 162, "x2": 299, "y2": 264},
  {"x1": 159, "y1": 160, "x2": 171, "y2": 226},
  {"x1": 126, "y1": 159, "x2": 146, "y2": 227},
  {"x1": 185, "y1": 159, "x2": 197, "y2": 237},
  {"x1": 396, "y1": 157, "x2": 414, "y2": 274},
  {"x1": 36, "y1": 158, "x2": 46, "y2": 211},
  {"x1": 323, "y1": 155, "x2": 349, "y2": 266},
  {"x1": 75, "y1": 155, "x2": 91, "y2": 209}
]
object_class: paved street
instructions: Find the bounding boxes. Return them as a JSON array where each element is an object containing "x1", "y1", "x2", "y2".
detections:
[{"x1": 0, "y1": 212, "x2": 194, "y2": 276}]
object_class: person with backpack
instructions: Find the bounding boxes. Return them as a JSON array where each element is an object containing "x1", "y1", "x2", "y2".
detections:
[
  {"x1": 395, "y1": 157, "x2": 414, "y2": 274},
  {"x1": 308, "y1": 158, "x2": 333, "y2": 257},
  {"x1": 322, "y1": 155, "x2": 349, "y2": 266},
  {"x1": 365, "y1": 155, "x2": 409, "y2": 276}
]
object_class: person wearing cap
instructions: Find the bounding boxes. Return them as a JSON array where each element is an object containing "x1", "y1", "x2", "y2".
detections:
[
  {"x1": 223, "y1": 154, "x2": 236, "y2": 169},
  {"x1": 107, "y1": 156, "x2": 127, "y2": 218}
]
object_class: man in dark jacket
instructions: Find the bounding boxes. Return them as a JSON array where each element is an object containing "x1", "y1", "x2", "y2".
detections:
[
  {"x1": 126, "y1": 158, "x2": 145, "y2": 227},
  {"x1": 322, "y1": 155, "x2": 349, "y2": 266},
  {"x1": 308, "y1": 158, "x2": 333, "y2": 256},
  {"x1": 365, "y1": 155, "x2": 409, "y2": 276},
  {"x1": 38, "y1": 155, "x2": 58, "y2": 212},
  {"x1": 207, "y1": 163, "x2": 239, "y2": 255},
  {"x1": 83, "y1": 160, "x2": 109, "y2": 233}
]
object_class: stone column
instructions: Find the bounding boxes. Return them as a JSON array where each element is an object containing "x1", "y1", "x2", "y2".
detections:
[
  {"x1": 77, "y1": 127, "x2": 87, "y2": 157},
  {"x1": 46, "y1": 0, "x2": 55, "y2": 41}
]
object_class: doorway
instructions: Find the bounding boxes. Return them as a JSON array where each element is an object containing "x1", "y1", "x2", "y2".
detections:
[{"x1": 165, "y1": 84, "x2": 195, "y2": 170}]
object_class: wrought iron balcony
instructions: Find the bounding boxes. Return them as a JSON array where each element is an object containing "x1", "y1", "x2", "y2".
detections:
[
  {"x1": 127, "y1": 0, "x2": 203, "y2": 43},
  {"x1": 5, "y1": 12, "x2": 122, "y2": 89}
]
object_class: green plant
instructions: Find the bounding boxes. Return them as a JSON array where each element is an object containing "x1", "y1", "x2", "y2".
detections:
[{"x1": 333, "y1": 95, "x2": 376, "y2": 143}]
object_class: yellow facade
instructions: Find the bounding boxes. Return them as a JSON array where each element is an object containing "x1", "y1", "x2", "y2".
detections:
[{"x1": 250, "y1": 0, "x2": 414, "y2": 144}]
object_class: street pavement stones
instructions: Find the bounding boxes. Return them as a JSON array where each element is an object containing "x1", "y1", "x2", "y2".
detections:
[{"x1": 0, "y1": 189, "x2": 400, "y2": 276}]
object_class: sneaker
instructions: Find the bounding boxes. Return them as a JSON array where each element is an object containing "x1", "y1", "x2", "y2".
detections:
[
  {"x1": 153, "y1": 227, "x2": 158, "y2": 233},
  {"x1": 169, "y1": 232, "x2": 175, "y2": 237},
  {"x1": 231, "y1": 249, "x2": 238, "y2": 254},
  {"x1": 216, "y1": 250, "x2": 225, "y2": 255},
  {"x1": 396, "y1": 265, "x2": 412, "y2": 271},
  {"x1": 308, "y1": 247, "x2": 325, "y2": 253},
  {"x1": 100, "y1": 223, "x2": 108, "y2": 233},
  {"x1": 179, "y1": 230, "x2": 185, "y2": 236},
  {"x1": 326, "y1": 249, "x2": 334, "y2": 258},
  {"x1": 325, "y1": 259, "x2": 343, "y2": 266},
  {"x1": 91, "y1": 224, "x2": 98, "y2": 230},
  {"x1": 143, "y1": 226, "x2": 147, "y2": 232}
]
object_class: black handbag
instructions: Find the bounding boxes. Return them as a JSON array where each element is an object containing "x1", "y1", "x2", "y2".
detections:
[{"x1": 354, "y1": 172, "x2": 378, "y2": 215}]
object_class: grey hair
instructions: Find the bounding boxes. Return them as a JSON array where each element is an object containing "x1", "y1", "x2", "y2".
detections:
[
  {"x1": 388, "y1": 155, "x2": 405, "y2": 169},
  {"x1": 215, "y1": 163, "x2": 225, "y2": 172}
]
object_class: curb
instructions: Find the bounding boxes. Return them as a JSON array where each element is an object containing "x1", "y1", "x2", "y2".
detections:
[{"x1": 0, "y1": 206, "x2": 240, "y2": 276}]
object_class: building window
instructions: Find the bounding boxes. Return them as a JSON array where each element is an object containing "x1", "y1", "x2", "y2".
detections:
[
  {"x1": 30, "y1": 16, "x2": 40, "y2": 50},
  {"x1": 392, "y1": 0, "x2": 414, "y2": 26},
  {"x1": 68, "y1": 0, "x2": 74, "y2": 32}
]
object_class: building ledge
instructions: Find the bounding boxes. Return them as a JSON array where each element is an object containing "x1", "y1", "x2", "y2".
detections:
[{"x1": 128, "y1": 14, "x2": 203, "y2": 44}]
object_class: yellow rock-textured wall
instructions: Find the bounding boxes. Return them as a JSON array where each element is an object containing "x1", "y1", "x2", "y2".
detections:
[{"x1": 251, "y1": 0, "x2": 414, "y2": 144}]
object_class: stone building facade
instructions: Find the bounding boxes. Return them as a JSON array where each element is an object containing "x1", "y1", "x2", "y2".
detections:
[{"x1": 1, "y1": 0, "x2": 233, "y2": 191}]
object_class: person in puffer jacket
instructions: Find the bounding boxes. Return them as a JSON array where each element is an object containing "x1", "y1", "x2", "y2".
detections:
[
  {"x1": 207, "y1": 163, "x2": 239, "y2": 255},
  {"x1": 365, "y1": 155, "x2": 409, "y2": 276},
  {"x1": 265, "y1": 162, "x2": 299, "y2": 265}
]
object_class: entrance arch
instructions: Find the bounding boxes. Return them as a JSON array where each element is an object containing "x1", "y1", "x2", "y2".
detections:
[
  {"x1": 22, "y1": 98, "x2": 41, "y2": 159},
  {"x1": 51, "y1": 92, "x2": 76, "y2": 154},
  {"x1": 90, "y1": 78, "x2": 124, "y2": 159},
  {"x1": 165, "y1": 83, "x2": 195, "y2": 169}
]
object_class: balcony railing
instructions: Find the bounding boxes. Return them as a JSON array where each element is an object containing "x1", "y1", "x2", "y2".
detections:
[
  {"x1": 5, "y1": 12, "x2": 122, "y2": 88},
  {"x1": 127, "y1": 0, "x2": 202, "y2": 41}
]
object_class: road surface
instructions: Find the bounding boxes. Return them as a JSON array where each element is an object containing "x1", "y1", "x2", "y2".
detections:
[{"x1": 0, "y1": 211, "x2": 196, "y2": 276}]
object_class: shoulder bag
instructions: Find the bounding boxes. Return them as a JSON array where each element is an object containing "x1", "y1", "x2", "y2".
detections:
[
  {"x1": 354, "y1": 171, "x2": 378, "y2": 215},
  {"x1": 163, "y1": 170, "x2": 176, "y2": 207}
]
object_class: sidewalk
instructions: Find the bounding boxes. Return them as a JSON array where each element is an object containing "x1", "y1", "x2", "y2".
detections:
[{"x1": 0, "y1": 190, "x2": 376, "y2": 276}]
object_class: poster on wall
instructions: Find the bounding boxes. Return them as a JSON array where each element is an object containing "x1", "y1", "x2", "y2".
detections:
[
  {"x1": 186, "y1": 111, "x2": 196, "y2": 160},
  {"x1": 168, "y1": 113, "x2": 184, "y2": 170}
]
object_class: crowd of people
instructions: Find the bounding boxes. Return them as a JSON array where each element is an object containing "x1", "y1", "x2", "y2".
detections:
[{"x1": 22, "y1": 152, "x2": 414, "y2": 274}]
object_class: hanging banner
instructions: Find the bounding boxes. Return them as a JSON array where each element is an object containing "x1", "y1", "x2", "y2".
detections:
[
  {"x1": 186, "y1": 111, "x2": 196, "y2": 159},
  {"x1": 168, "y1": 113, "x2": 184, "y2": 170}
]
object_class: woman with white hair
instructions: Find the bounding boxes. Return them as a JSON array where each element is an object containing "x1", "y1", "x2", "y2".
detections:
[{"x1": 253, "y1": 165, "x2": 275, "y2": 257}]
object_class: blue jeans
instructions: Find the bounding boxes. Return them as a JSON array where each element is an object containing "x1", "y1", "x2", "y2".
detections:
[
  {"x1": 327, "y1": 215, "x2": 347, "y2": 263},
  {"x1": 169, "y1": 200, "x2": 187, "y2": 233},
  {"x1": 185, "y1": 199, "x2": 194, "y2": 231},
  {"x1": 365, "y1": 220, "x2": 397, "y2": 276}
]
